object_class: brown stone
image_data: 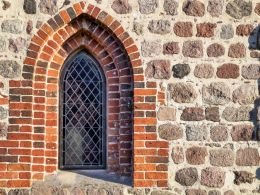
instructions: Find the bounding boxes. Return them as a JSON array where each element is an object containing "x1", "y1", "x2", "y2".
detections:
[
  {"x1": 145, "y1": 60, "x2": 171, "y2": 79},
  {"x1": 250, "y1": 51, "x2": 260, "y2": 58},
  {"x1": 242, "y1": 64, "x2": 260, "y2": 79},
  {"x1": 163, "y1": 42, "x2": 179, "y2": 55},
  {"x1": 175, "y1": 168, "x2": 198, "y2": 186},
  {"x1": 231, "y1": 125, "x2": 254, "y2": 141},
  {"x1": 216, "y1": 63, "x2": 239, "y2": 79},
  {"x1": 186, "y1": 189, "x2": 207, "y2": 195},
  {"x1": 181, "y1": 107, "x2": 205, "y2": 121},
  {"x1": 236, "y1": 148, "x2": 260, "y2": 166},
  {"x1": 228, "y1": 43, "x2": 246, "y2": 58},
  {"x1": 226, "y1": 0, "x2": 252, "y2": 19},
  {"x1": 232, "y1": 84, "x2": 257, "y2": 105},
  {"x1": 210, "y1": 149, "x2": 234, "y2": 167},
  {"x1": 182, "y1": 40, "x2": 203, "y2": 58},
  {"x1": 194, "y1": 64, "x2": 214, "y2": 79},
  {"x1": 224, "y1": 191, "x2": 235, "y2": 195},
  {"x1": 158, "y1": 123, "x2": 183, "y2": 140},
  {"x1": 210, "y1": 125, "x2": 228, "y2": 142},
  {"x1": 148, "y1": 20, "x2": 171, "y2": 35},
  {"x1": 234, "y1": 171, "x2": 254, "y2": 185},
  {"x1": 196, "y1": 23, "x2": 216, "y2": 37},
  {"x1": 183, "y1": 0, "x2": 205, "y2": 17},
  {"x1": 201, "y1": 167, "x2": 225, "y2": 187},
  {"x1": 111, "y1": 0, "x2": 132, "y2": 14},
  {"x1": 164, "y1": 0, "x2": 178, "y2": 15},
  {"x1": 157, "y1": 107, "x2": 176, "y2": 121},
  {"x1": 236, "y1": 24, "x2": 253, "y2": 36},
  {"x1": 186, "y1": 147, "x2": 207, "y2": 165},
  {"x1": 255, "y1": 3, "x2": 260, "y2": 15},
  {"x1": 207, "y1": 43, "x2": 225, "y2": 57},
  {"x1": 173, "y1": 22, "x2": 193, "y2": 37},
  {"x1": 207, "y1": 0, "x2": 224, "y2": 17},
  {"x1": 205, "y1": 107, "x2": 220, "y2": 122},
  {"x1": 168, "y1": 83, "x2": 197, "y2": 103},
  {"x1": 171, "y1": 146, "x2": 184, "y2": 164}
]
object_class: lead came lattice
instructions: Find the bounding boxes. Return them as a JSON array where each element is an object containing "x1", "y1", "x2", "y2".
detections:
[{"x1": 60, "y1": 52, "x2": 106, "y2": 169}]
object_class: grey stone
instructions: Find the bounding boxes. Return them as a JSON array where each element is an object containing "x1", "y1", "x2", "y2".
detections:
[
  {"x1": 23, "y1": 0, "x2": 36, "y2": 14},
  {"x1": 0, "y1": 107, "x2": 7, "y2": 120},
  {"x1": 111, "y1": 0, "x2": 132, "y2": 14},
  {"x1": 132, "y1": 22, "x2": 143, "y2": 35},
  {"x1": 208, "y1": 190, "x2": 221, "y2": 195},
  {"x1": 194, "y1": 64, "x2": 214, "y2": 78},
  {"x1": 201, "y1": 167, "x2": 225, "y2": 187},
  {"x1": 226, "y1": 0, "x2": 252, "y2": 19},
  {"x1": 145, "y1": 60, "x2": 171, "y2": 79},
  {"x1": 9, "y1": 37, "x2": 27, "y2": 53},
  {"x1": 138, "y1": 0, "x2": 158, "y2": 14},
  {"x1": 8, "y1": 189, "x2": 30, "y2": 195},
  {"x1": 210, "y1": 149, "x2": 234, "y2": 167},
  {"x1": 183, "y1": 0, "x2": 205, "y2": 17},
  {"x1": 207, "y1": 0, "x2": 224, "y2": 17},
  {"x1": 186, "y1": 124, "x2": 208, "y2": 141},
  {"x1": 168, "y1": 83, "x2": 197, "y2": 103},
  {"x1": 182, "y1": 40, "x2": 203, "y2": 58},
  {"x1": 158, "y1": 107, "x2": 176, "y2": 121},
  {"x1": 141, "y1": 40, "x2": 161, "y2": 57},
  {"x1": 202, "y1": 82, "x2": 231, "y2": 105},
  {"x1": 164, "y1": 0, "x2": 178, "y2": 15},
  {"x1": 205, "y1": 107, "x2": 220, "y2": 122},
  {"x1": 148, "y1": 20, "x2": 171, "y2": 35},
  {"x1": 26, "y1": 20, "x2": 33, "y2": 34},
  {"x1": 171, "y1": 146, "x2": 184, "y2": 164},
  {"x1": 186, "y1": 189, "x2": 206, "y2": 195},
  {"x1": 242, "y1": 64, "x2": 260, "y2": 79},
  {"x1": 220, "y1": 24, "x2": 234, "y2": 39},
  {"x1": 158, "y1": 123, "x2": 183, "y2": 140},
  {"x1": 0, "y1": 60, "x2": 21, "y2": 78},
  {"x1": 0, "y1": 122, "x2": 7, "y2": 139},
  {"x1": 222, "y1": 106, "x2": 252, "y2": 122},
  {"x1": 232, "y1": 84, "x2": 257, "y2": 105},
  {"x1": 39, "y1": 0, "x2": 58, "y2": 15},
  {"x1": 234, "y1": 171, "x2": 254, "y2": 185},
  {"x1": 0, "y1": 37, "x2": 6, "y2": 52},
  {"x1": 210, "y1": 125, "x2": 228, "y2": 142},
  {"x1": 1, "y1": 20, "x2": 23, "y2": 34},
  {"x1": 175, "y1": 168, "x2": 198, "y2": 186},
  {"x1": 172, "y1": 64, "x2": 190, "y2": 78}
]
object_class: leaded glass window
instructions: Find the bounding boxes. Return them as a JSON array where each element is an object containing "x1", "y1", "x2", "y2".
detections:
[{"x1": 60, "y1": 51, "x2": 106, "y2": 169}]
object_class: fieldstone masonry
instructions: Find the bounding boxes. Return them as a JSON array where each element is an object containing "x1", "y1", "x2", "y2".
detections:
[{"x1": 0, "y1": 0, "x2": 259, "y2": 194}]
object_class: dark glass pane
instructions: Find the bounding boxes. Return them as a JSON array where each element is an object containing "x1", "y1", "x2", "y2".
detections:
[{"x1": 61, "y1": 52, "x2": 106, "y2": 169}]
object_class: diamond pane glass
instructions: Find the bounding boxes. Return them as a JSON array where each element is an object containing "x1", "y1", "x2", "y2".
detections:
[{"x1": 60, "y1": 52, "x2": 106, "y2": 169}]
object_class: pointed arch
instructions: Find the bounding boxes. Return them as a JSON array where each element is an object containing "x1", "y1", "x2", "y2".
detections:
[{"x1": 1, "y1": 2, "x2": 168, "y2": 188}]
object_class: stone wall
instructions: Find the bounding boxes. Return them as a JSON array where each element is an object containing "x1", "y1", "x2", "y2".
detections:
[{"x1": 0, "y1": 0, "x2": 260, "y2": 194}]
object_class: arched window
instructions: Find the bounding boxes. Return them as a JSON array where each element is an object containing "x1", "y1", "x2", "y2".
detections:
[{"x1": 59, "y1": 51, "x2": 106, "y2": 169}]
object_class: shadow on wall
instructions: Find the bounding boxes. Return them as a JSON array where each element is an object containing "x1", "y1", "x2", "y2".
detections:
[{"x1": 248, "y1": 24, "x2": 260, "y2": 179}]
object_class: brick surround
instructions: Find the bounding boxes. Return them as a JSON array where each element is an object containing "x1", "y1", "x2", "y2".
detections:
[{"x1": 0, "y1": 2, "x2": 168, "y2": 188}]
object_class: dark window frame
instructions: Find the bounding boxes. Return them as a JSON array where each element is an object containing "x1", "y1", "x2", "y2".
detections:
[{"x1": 59, "y1": 50, "x2": 107, "y2": 170}]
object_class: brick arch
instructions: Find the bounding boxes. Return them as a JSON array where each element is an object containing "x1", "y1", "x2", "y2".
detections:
[{"x1": 1, "y1": 1, "x2": 168, "y2": 188}]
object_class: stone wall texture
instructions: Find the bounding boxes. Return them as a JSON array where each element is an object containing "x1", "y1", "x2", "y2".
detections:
[{"x1": 0, "y1": 0, "x2": 260, "y2": 194}]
